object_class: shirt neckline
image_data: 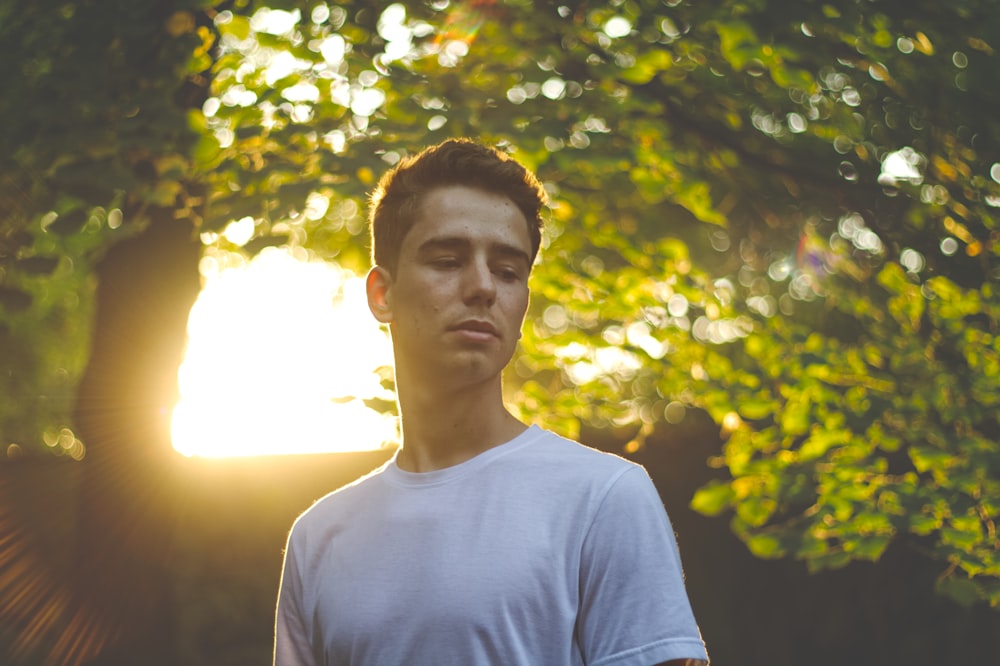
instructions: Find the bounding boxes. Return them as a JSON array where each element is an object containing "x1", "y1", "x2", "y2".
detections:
[{"x1": 382, "y1": 425, "x2": 544, "y2": 488}]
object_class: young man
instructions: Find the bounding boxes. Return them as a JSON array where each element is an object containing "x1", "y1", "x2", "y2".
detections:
[{"x1": 274, "y1": 139, "x2": 709, "y2": 665}]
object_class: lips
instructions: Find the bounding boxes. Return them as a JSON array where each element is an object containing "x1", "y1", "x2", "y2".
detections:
[{"x1": 450, "y1": 319, "x2": 499, "y2": 338}]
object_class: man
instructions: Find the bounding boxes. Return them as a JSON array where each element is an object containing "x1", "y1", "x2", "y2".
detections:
[{"x1": 274, "y1": 139, "x2": 709, "y2": 665}]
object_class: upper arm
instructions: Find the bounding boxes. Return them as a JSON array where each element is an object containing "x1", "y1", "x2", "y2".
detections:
[
  {"x1": 274, "y1": 531, "x2": 318, "y2": 666},
  {"x1": 577, "y1": 466, "x2": 709, "y2": 665}
]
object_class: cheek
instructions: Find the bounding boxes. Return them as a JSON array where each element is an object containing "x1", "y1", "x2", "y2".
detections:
[
  {"x1": 507, "y1": 288, "x2": 530, "y2": 317},
  {"x1": 395, "y1": 290, "x2": 443, "y2": 327}
]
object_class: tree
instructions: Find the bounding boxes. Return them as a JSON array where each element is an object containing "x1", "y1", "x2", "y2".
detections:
[{"x1": 1, "y1": 0, "x2": 216, "y2": 456}]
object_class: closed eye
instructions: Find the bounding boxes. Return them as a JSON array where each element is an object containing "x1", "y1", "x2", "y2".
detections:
[
  {"x1": 494, "y1": 267, "x2": 521, "y2": 281},
  {"x1": 430, "y1": 257, "x2": 461, "y2": 269}
]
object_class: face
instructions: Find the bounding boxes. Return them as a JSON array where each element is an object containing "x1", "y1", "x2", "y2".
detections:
[{"x1": 367, "y1": 185, "x2": 533, "y2": 391}]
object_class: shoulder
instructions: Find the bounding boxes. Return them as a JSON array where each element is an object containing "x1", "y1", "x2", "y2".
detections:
[
  {"x1": 517, "y1": 427, "x2": 648, "y2": 484},
  {"x1": 521, "y1": 427, "x2": 637, "y2": 468},
  {"x1": 288, "y1": 459, "x2": 392, "y2": 541},
  {"x1": 501, "y1": 427, "x2": 656, "y2": 512},
  {"x1": 514, "y1": 432, "x2": 672, "y2": 536}
]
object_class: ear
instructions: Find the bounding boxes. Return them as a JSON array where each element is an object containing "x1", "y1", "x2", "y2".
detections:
[{"x1": 366, "y1": 266, "x2": 394, "y2": 324}]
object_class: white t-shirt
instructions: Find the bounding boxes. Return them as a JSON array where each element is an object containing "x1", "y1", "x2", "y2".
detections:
[{"x1": 274, "y1": 426, "x2": 708, "y2": 665}]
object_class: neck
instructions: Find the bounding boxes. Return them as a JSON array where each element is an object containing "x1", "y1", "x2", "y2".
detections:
[{"x1": 393, "y1": 373, "x2": 527, "y2": 473}]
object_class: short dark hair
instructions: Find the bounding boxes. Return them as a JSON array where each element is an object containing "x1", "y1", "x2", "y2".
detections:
[{"x1": 368, "y1": 139, "x2": 546, "y2": 275}]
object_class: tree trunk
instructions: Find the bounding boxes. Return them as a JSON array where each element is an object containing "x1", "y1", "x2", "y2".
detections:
[{"x1": 71, "y1": 209, "x2": 201, "y2": 665}]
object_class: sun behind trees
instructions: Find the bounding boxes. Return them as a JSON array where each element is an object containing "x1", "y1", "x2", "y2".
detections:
[
  {"x1": 171, "y1": 247, "x2": 397, "y2": 457},
  {"x1": 2, "y1": 3, "x2": 1000, "y2": 663}
]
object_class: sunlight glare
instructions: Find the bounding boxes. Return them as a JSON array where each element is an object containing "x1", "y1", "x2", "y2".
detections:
[{"x1": 171, "y1": 248, "x2": 397, "y2": 457}]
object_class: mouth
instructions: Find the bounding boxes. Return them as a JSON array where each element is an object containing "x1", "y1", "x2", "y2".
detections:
[{"x1": 450, "y1": 319, "x2": 499, "y2": 339}]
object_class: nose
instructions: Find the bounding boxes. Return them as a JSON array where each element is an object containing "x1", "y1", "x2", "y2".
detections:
[{"x1": 462, "y1": 257, "x2": 497, "y2": 306}]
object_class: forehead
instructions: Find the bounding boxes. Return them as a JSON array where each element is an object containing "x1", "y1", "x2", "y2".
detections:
[{"x1": 401, "y1": 185, "x2": 532, "y2": 256}]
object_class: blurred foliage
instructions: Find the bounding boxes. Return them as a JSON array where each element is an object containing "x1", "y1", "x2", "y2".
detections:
[
  {"x1": 0, "y1": 0, "x2": 217, "y2": 456},
  {"x1": 3, "y1": 0, "x2": 999, "y2": 605}
]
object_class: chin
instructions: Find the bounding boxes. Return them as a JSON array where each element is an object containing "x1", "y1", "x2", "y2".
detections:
[{"x1": 444, "y1": 355, "x2": 507, "y2": 384}]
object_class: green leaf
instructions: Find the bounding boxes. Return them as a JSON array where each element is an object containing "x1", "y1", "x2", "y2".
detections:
[
  {"x1": 739, "y1": 399, "x2": 775, "y2": 420},
  {"x1": 736, "y1": 496, "x2": 777, "y2": 527},
  {"x1": 908, "y1": 512, "x2": 941, "y2": 535},
  {"x1": 909, "y1": 446, "x2": 955, "y2": 473},
  {"x1": 780, "y1": 401, "x2": 811, "y2": 437},
  {"x1": 745, "y1": 533, "x2": 784, "y2": 558},
  {"x1": 849, "y1": 535, "x2": 892, "y2": 561},
  {"x1": 714, "y1": 19, "x2": 758, "y2": 70},
  {"x1": 799, "y1": 429, "x2": 849, "y2": 461},
  {"x1": 192, "y1": 131, "x2": 222, "y2": 169},
  {"x1": 691, "y1": 481, "x2": 735, "y2": 516},
  {"x1": 619, "y1": 49, "x2": 673, "y2": 85},
  {"x1": 941, "y1": 524, "x2": 983, "y2": 552},
  {"x1": 221, "y1": 14, "x2": 251, "y2": 41},
  {"x1": 936, "y1": 576, "x2": 982, "y2": 607}
]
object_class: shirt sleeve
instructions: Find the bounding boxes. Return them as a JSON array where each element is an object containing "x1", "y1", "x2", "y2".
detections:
[
  {"x1": 577, "y1": 465, "x2": 709, "y2": 666},
  {"x1": 274, "y1": 527, "x2": 318, "y2": 666}
]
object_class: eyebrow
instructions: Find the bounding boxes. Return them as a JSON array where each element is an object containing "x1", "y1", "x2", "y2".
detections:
[{"x1": 416, "y1": 236, "x2": 532, "y2": 267}]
